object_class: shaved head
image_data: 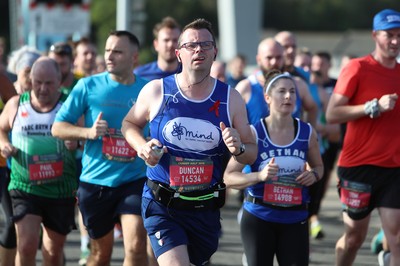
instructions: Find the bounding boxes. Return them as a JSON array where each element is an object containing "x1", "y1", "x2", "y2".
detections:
[
  {"x1": 256, "y1": 38, "x2": 284, "y2": 74},
  {"x1": 31, "y1": 57, "x2": 61, "y2": 82},
  {"x1": 30, "y1": 57, "x2": 62, "y2": 106},
  {"x1": 274, "y1": 31, "x2": 297, "y2": 69}
]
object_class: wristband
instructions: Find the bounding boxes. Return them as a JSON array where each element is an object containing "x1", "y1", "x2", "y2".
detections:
[
  {"x1": 309, "y1": 169, "x2": 320, "y2": 182},
  {"x1": 364, "y1": 98, "x2": 380, "y2": 118}
]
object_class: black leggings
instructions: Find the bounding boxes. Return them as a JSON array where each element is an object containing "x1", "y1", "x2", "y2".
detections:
[
  {"x1": 0, "y1": 168, "x2": 16, "y2": 249},
  {"x1": 241, "y1": 209, "x2": 309, "y2": 266}
]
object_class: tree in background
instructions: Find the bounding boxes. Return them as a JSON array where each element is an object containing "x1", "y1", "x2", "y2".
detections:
[
  {"x1": 90, "y1": 0, "x2": 217, "y2": 65},
  {"x1": 88, "y1": 0, "x2": 400, "y2": 64},
  {"x1": 264, "y1": 0, "x2": 400, "y2": 31}
]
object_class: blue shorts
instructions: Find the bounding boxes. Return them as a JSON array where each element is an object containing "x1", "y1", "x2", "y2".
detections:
[
  {"x1": 77, "y1": 178, "x2": 146, "y2": 239},
  {"x1": 142, "y1": 196, "x2": 221, "y2": 266},
  {"x1": 337, "y1": 165, "x2": 400, "y2": 220},
  {"x1": 9, "y1": 190, "x2": 76, "y2": 235}
]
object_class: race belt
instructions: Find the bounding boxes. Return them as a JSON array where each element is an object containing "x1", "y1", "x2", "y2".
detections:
[{"x1": 147, "y1": 179, "x2": 226, "y2": 210}]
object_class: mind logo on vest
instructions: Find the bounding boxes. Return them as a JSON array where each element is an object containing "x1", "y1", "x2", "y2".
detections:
[{"x1": 163, "y1": 117, "x2": 221, "y2": 151}]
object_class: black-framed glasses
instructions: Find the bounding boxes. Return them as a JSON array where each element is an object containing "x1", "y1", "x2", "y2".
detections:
[
  {"x1": 49, "y1": 43, "x2": 73, "y2": 55},
  {"x1": 179, "y1": 41, "x2": 215, "y2": 51}
]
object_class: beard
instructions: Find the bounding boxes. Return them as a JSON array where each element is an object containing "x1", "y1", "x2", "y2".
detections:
[
  {"x1": 260, "y1": 66, "x2": 282, "y2": 77},
  {"x1": 61, "y1": 72, "x2": 69, "y2": 82},
  {"x1": 164, "y1": 56, "x2": 178, "y2": 64},
  {"x1": 386, "y1": 47, "x2": 400, "y2": 59}
]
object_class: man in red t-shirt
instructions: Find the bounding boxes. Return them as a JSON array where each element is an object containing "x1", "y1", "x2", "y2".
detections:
[{"x1": 326, "y1": 8, "x2": 400, "y2": 266}]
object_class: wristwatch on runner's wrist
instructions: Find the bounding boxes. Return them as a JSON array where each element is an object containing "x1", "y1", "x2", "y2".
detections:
[{"x1": 232, "y1": 143, "x2": 245, "y2": 156}]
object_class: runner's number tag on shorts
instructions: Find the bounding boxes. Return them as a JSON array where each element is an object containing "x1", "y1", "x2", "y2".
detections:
[{"x1": 340, "y1": 178, "x2": 371, "y2": 213}]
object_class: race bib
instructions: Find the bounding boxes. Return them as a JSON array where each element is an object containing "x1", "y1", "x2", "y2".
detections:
[
  {"x1": 263, "y1": 175, "x2": 303, "y2": 207},
  {"x1": 29, "y1": 154, "x2": 63, "y2": 185},
  {"x1": 340, "y1": 179, "x2": 371, "y2": 213},
  {"x1": 102, "y1": 128, "x2": 137, "y2": 162},
  {"x1": 169, "y1": 156, "x2": 213, "y2": 192}
]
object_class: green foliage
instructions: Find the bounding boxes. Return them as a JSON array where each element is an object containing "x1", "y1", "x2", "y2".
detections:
[
  {"x1": 138, "y1": 47, "x2": 157, "y2": 66},
  {"x1": 142, "y1": 0, "x2": 218, "y2": 64},
  {"x1": 89, "y1": 0, "x2": 217, "y2": 63},
  {"x1": 89, "y1": 0, "x2": 400, "y2": 58},
  {"x1": 264, "y1": 0, "x2": 400, "y2": 31},
  {"x1": 90, "y1": 0, "x2": 117, "y2": 54}
]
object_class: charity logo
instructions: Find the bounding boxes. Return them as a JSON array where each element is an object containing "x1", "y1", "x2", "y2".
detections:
[{"x1": 163, "y1": 117, "x2": 221, "y2": 151}]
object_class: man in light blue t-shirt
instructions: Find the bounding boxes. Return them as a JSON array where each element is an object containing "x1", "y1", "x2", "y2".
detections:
[{"x1": 52, "y1": 31, "x2": 148, "y2": 266}]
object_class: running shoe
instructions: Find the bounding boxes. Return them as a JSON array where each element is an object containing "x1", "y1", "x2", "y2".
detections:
[
  {"x1": 378, "y1": 250, "x2": 390, "y2": 266},
  {"x1": 310, "y1": 222, "x2": 325, "y2": 239},
  {"x1": 78, "y1": 248, "x2": 90, "y2": 266},
  {"x1": 371, "y1": 228, "x2": 384, "y2": 254},
  {"x1": 114, "y1": 223, "x2": 123, "y2": 239}
]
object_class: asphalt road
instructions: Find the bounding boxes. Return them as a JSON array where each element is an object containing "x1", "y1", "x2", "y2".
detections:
[
  {"x1": 212, "y1": 177, "x2": 381, "y2": 266},
  {"x1": 0, "y1": 174, "x2": 381, "y2": 265}
]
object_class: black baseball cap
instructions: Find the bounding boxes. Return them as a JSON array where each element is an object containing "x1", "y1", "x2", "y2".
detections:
[{"x1": 49, "y1": 42, "x2": 73, "y2": 56}]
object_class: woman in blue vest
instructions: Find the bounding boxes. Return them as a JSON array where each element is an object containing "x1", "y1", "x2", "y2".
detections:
[{"x1": 224, "y1": 69, "x2": 323, "y2": 266}]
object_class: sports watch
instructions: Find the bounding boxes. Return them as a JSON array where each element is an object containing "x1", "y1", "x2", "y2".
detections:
[{"x1": 232, "y1": 143, "x2": 245, "y2": 156}]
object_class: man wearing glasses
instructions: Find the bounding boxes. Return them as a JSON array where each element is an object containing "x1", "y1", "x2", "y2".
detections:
[{"x1": 122, "y1": 18, "x2": 257, "y2": 266}]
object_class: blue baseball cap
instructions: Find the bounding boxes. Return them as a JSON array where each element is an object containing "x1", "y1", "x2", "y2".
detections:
[{"x1": 373, "y1": 9, "x2": 400, "y2": 31}]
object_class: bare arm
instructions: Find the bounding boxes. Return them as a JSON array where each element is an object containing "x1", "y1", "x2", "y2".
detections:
[
  {"x1": 225, "y1": 155, "x2": 279, "y2": 190},
  {"x1": 306, "y1": 128, "x2": 324, "y2": 178},
  {"x1": 224, "y1": 158, "x2": 257, "y2": 190},
  {"x1": 226, "y1": 88, "x2": 257, "y2": 165},
  {"x1": 0, "y1": 73, "x2": 17, "y2": 104},
  {"x1": 234, "y1": 79, "x2": 252, "y2": 104},
  {"x1": 122, "y1": 80, "x2": 163, "y2": 166},
  {"x1": 224, "y1": 128, "x2": 276, "y2": 190},
  {"x1": 52, "y1": 112, "x2": 108, "y2": 140},
  {"x1": 0, "y1": 96, "x2": 19, "y2": 158},
  {"x1": 295, "y1": 127, "x2": 324, "y2": 187},
  {"x1": 225, "y1": 127, "x2": 323, "y2": 190},
  {"x1": 326, "y1": 92, "x2": 398, "y2": 124},
  {"x1": 326, "y1": 93, "x2": 365, "y2": 124}
]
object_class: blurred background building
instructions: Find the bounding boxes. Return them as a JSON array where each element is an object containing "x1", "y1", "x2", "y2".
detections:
[{"x1": 2, "y1": 0, "x2": 400, "y2": 76}]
